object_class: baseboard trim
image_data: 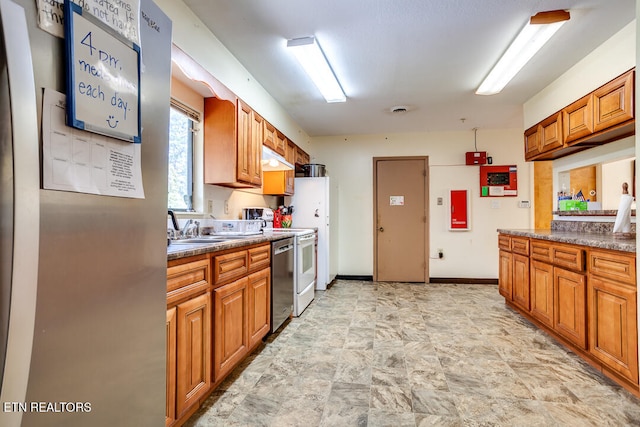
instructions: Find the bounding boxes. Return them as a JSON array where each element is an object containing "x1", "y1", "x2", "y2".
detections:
[
  {"x1": 335, "y1": 275, "x2": 373, "y2": 281},
  {"x1": 429, "y1": 277, "x2": 498, "y2": 285},
  {"x1": 334, "y1": 275, "x2": 497, "y2": 285}
]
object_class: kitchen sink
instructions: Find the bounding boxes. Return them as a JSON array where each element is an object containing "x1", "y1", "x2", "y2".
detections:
[{"x1": 170, "y1": 235, "x2": 254, "y2": 244}]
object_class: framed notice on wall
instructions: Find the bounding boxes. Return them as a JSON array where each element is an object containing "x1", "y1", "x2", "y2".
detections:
[{"x1": 64, "y1": 1, "x2": 141, "y2": 143}]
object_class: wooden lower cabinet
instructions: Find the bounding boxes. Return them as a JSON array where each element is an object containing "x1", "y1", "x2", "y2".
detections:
[
  {"x1": 498, "y1": 233, "x2": 639, "y2": 395},
  {"x1": 213, "y1": 265, "x2": 272, "y2": 383},
  {"x1": 512, "y1": 253, "x2": 530, "y2": 311},
  {"x1": 530, "y1": 260, "x2": 554, "y2": 328},
  {"x1": 176, "y1": 293, "x2": 211, "y2": 416},
  {"x1": 213, "y1": 276, "x2": 249, "y2": 382},
  {"x1": 554, "y1": 267, "x2": 587, "y2": 349},
  {"x1": 248, "y1": 268, "x2": 271, "y2": 349},
  {"x1": 166, "y1": 308, "x2": 177, "y2": 427},
  {"x1": 588, "y1": 275, "x2": 638, "y2": 384},
  {"x1": 498, "y1": 250, "x2": 512, "y2": 299}
]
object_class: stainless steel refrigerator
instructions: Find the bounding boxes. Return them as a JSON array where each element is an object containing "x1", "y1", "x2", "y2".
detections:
[
  {"x1": 291, "y1": 176, "x2": 339, "y2": 290},
  {"x1": 0, "y1": 1, "x2": 172, "y2": 426}
]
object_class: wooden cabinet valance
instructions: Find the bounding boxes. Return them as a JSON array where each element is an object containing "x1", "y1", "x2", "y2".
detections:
[{"x1": 525, "y1": 69, "x2": 635, "y2": 161}]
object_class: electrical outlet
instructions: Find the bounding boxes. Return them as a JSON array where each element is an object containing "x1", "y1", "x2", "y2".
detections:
[
  {"x1": 207, "y1": 200, "x2": 213, "y2": 213},
  {"x1": 518, "y1": 200, "x2": 531, "y2": 208},
  {"x1": 224, "y1": 200, "x2": 229, "y2": 214},
  {"x1": 437, "y1": 197, "x2": 443, "y2": 206}
]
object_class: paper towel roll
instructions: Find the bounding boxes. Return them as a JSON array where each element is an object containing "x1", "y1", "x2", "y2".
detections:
[{"x1": 613, "y1": 183, "x2": 634, "y2": 233}]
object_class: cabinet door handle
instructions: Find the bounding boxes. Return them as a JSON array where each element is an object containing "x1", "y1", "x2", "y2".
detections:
[{"x1": 378, "y1": 227, "x2": 384, "y2": 232}]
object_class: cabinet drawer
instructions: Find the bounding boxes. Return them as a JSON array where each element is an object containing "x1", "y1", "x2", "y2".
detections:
[
  {"x1": 552, "y1": 244, "x2": 584, "y2": 272},
  {"x1": 511, "y1": 237, "x2": 530, "y2": 256},
  {"x1": 214, "y1": 250, "x2": 249, "y2": 286},
  {"x1": 589, "y1": 250, "x2": 636, "y2": 286},
  {"x1": 498, "y1": 234, "x2": 511, "y2": 251},
  {"x1": 248, "y1": 244, "x2": 271, "y2": 273},
  {"x1": 167, "y1": 258, "x2": 210, "y2": 306},
  {"x1": 530, "y1": 240, "x2": 552, "y2": 263}
]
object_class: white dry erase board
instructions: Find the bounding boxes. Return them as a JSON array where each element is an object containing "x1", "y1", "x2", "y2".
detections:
[{"x1": 64, "y1": 1, "x2": 141, "y2": 143}]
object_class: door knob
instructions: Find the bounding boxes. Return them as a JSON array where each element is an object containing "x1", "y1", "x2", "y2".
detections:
[{"x1": 379, "y1": 227, "x2": 384, "y2": 232}]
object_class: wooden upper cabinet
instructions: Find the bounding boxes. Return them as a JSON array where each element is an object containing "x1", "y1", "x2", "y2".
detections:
[
  {"x1": 203, "y1": 97, "x2": 262, "y2": 188},
  {"x1": 524, "y1": 68, "x2": 635, "y2": 162},
  {"x1": 538, "y1": 112, "x2": 563, "y2": 154},
  {"x1": 295, "y1": 146, "x2": 310, "y2": 166},
  {"x1": 249, "y1": 109, "x2": 263, "y2": 186},
  {"x1": 593, "y1": 70, "x2": 634, "y2": 132},
  {"x1": 271, "y1": 125, "x2": 287, "y2": 155},
  {"x1": 563, "y1": 94, "x2": 594, "y2": 145},
  {"x1": 524, "y1": 125, "x2": 540, "y2": 160},
  {"x1": 263, "y1": 120, "x2": 277, "y2": 152}
]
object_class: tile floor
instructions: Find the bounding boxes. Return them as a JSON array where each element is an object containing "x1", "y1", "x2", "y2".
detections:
[{"x1": 185, "y1": 280, "x2": 640, "y2": 426}]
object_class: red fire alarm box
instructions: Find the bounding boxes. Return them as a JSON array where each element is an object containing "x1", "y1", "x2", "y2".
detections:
[
  {"x1": 449, "y1": 189, "x2": 470, "y2": 230},
  {"x1": 465, "y1": 151, "x2": 487, "y2": 165},
  {"x1": 480, "y1": 165, "x2": 517, "y2": 197}
]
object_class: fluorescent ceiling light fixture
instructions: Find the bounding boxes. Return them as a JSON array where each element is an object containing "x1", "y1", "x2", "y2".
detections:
[
  {"x1": 476, "y1": 10, "x2": 570, "y2": 95},
  {"x1": 287, "y1": 36, "x2": 346, "y2": 103}
]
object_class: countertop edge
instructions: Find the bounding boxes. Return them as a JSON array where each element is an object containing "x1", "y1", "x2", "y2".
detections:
[
  {"x1": 497, "y1": 229, "x2": 636, "y2": 253},
  {"x1": 167, "y1": 232, "x2": 297, "y2": 261}
]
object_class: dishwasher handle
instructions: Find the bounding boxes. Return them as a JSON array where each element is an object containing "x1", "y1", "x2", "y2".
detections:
[{"x1": 274, "y1": 244, "x2": 293, "y2": 255}]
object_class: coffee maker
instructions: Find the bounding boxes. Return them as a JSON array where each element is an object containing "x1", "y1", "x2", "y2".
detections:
[{"x1": 242, "y1": 207, "x2": 274, "y2": 229}]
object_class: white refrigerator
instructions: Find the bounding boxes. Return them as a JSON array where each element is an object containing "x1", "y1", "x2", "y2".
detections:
[{"x1": 291, "y1": 177, "x2": 339, "y2": 290}]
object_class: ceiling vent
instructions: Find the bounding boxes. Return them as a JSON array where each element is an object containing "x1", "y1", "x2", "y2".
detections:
[{"x1": 390, "y1": 106, "x2": 408, "y2": 114}]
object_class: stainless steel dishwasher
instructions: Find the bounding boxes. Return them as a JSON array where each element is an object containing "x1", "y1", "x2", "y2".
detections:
[{"x1": 271, "y1": 237, "x2": 294, "y2": 333}]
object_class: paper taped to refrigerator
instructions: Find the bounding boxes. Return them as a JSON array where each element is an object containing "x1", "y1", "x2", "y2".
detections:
[{"x1": 42, "y1": 89, "x2": 145, "y2": 198}]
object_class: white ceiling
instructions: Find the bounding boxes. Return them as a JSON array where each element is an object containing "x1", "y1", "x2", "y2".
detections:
[{"x1": 181, "y1": 0, "x2": 635, "y2": 137}]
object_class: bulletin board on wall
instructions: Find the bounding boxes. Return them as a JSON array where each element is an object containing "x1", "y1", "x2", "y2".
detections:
[{"x1": 64, "y1": 1, "x2": 141, "y2": 143}]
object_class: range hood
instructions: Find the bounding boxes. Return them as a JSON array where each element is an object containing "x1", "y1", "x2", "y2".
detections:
[{"x1": 261, "y1": 146, "x2": 294, "y2": 171}]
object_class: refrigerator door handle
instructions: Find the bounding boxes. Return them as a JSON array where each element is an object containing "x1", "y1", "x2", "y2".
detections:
[{"x1": 0, "y1": 0, "x2": 41, "y2": 424}]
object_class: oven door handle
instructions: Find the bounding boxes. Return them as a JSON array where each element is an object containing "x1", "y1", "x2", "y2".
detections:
[{"x1": 274, "y1": 244, "x2": 293, "y2": 255}]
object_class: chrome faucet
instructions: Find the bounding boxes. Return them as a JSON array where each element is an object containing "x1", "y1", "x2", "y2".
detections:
[{"x1": 182, "y1": 219, "x2": 200, "y2": 238}]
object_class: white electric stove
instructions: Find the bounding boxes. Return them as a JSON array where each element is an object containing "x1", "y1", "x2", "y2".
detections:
[{"x1": 269, "y1": 228, "x2": 316, "y2": 316}]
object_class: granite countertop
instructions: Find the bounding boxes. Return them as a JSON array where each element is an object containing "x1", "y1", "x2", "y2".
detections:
[
  {"x1": 497, "y1": 229, "x2": 636, "y2": 253},
  {"x1": 167, "y1": 231, "x2": 297, "y2": 261}
]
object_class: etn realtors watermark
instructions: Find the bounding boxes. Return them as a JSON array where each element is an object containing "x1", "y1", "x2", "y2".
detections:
[{"x1": 3, "y1": 401, "x2": 92, "y2": 413}]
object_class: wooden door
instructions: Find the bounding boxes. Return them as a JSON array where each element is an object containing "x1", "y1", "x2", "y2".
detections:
[
  {"x1": 166, "y1": 308, "x2": 176, "y2": 427},
  {"x1": 588, "y1": 276, "x2": 638, "y2": 383},
  {"x1": 176, "y1": 292, "x2": 211, "y2": 417},
  {"x1": 374, "y1": 157, "x2": 428, "y2": 282},
  {"x1": 213, "y1": 277, "x2": 249, "y2": 382},
  {"x1": 236, "y1": 100, "x2": 252, "y2": 184},
  {"x1": 498, "y1": 250, "x2": 512, "y2": 300},
  {"x1": 248, "y1": 268, "x2": 271, "y2": 349},
  {"x1": 554, "y1": 268, "x2": 586, "y2": 349},
  {"x1": 512, "y1": 253, "x2": 530, "y2": 310},
  {"x1": 530, "y1": 260, "x2": 554, "y2": 328}
]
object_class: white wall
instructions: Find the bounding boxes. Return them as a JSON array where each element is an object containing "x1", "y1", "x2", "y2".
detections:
[
  {"x1": 155, "y1": 0, "x2": 313, "y2": 153},
  {"x1": 524, "y1": 21, "x2": 636, "y2": 128},
  {"x1": 311, "y1": 129, "x2": 530, "y2": 278}
]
